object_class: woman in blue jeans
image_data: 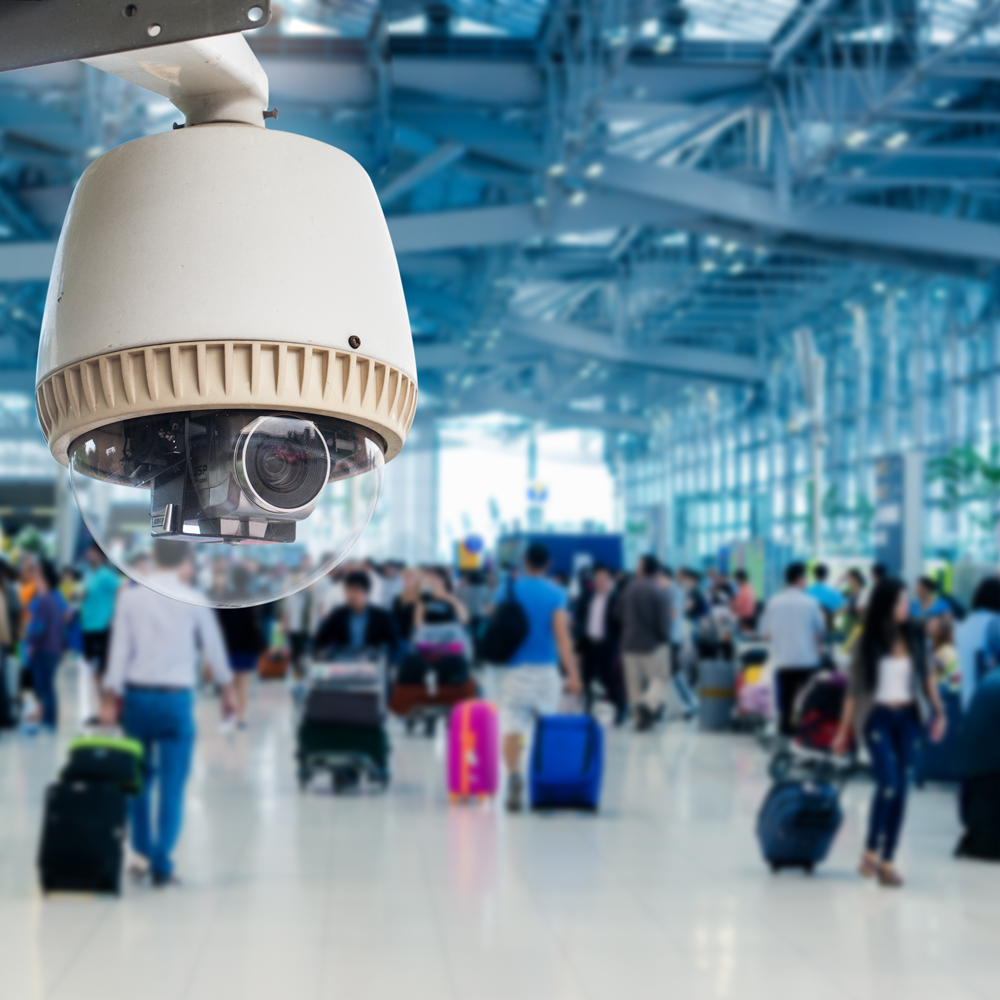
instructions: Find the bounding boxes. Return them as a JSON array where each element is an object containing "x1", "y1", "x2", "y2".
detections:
[{"x1": 834, "y1": 578, "x2": 946, "y2": 887}]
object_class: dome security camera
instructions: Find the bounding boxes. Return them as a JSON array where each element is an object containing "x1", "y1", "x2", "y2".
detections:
[{"x1": 34, "y1": 34, "x2": 417, "y2": 607}]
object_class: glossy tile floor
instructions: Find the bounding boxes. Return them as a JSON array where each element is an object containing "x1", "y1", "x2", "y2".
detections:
[{"x1": 1, "y1": 670, "x2": 999, "y2": 1000}]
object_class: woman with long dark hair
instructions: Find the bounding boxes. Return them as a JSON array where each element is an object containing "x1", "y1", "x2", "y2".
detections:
[{"x1": 833, "y1": 578, "x2": 946, "y2": 887}]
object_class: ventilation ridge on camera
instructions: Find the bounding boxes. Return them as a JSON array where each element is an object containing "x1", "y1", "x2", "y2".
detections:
[{"x1": 36, "y1": 339, "x2": 417, "y2": 468}]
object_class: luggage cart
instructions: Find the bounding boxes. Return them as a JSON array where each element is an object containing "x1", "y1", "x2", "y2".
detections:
[{"x1": 295, "y1": 655, "x2": 390, "y2": 793}]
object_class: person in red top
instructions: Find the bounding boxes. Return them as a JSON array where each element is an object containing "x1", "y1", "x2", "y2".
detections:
[{"x1": 732, "y1": 570, "x2": 757, "y2": 629}]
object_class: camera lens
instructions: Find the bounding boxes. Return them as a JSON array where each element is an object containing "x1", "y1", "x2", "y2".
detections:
[{"x1": 236, "y1": 415, "x2": 331, "y2": 512}]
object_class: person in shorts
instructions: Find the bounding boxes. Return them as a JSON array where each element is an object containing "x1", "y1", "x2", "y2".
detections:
[{"x1": 497, "y1": 542, "x2": 582, "y2": 812}]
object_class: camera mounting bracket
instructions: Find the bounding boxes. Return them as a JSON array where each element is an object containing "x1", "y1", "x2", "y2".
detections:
[
  {"x1": 84, "y1": 31, "x2": 269, "y2": 128},
  {"x1": 0, "y1": 0, "x2": 271, "y2": 74}
]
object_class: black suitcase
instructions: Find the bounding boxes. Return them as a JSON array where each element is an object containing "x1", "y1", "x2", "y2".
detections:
[
  {"x1": 38, "y1": 782, "x2": 127, "y2": 894},
  {"x1": 62, "y1": 745, "x2": 143, "y2": 795},
  {"x1": 304, "y1": 685, "x2": 382, "y2": 726}
]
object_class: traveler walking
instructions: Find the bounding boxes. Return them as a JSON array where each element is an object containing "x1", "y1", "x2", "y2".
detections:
[
  {"x1": 217, "y1": 566, "x2": 267, "y2": 728},
  {"x1": 79, "y1": 544, "x2": 121, "y2": 680},
  {"x1": 25, "y1": 560, "x2": 68, "y2": 732},
  {"x1": 497, "y1": 542, "x2": 582, "y2": 812},
  {"x1": 574, "y1": 563, "x2": 625, "y2": 724},
  {"x1": 619, "y1": 555, "x2": 672, "y2": 732},
  {"x1": 759, "y1": 563, "x2": 825, "y2": 737},
  {"x1": 832, "y1": 578, "x2": 946, "y2": 887},
  {"x1": 100, "y1": 540, "x2": 235, "y2": 887}
]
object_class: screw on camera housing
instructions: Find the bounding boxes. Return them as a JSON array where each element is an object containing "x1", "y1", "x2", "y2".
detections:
[{"x1": 348, "y1": 335, "x2": 361, "y2": 349}]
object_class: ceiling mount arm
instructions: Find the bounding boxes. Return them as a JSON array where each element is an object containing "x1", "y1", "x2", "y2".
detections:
[{"x1": 83, "y1": 32, "x2": 269, "y2": 129}]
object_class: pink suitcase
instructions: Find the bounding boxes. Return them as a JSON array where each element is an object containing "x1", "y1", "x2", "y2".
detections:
[{"x1": 447, "y1": 700, "x2": 499, "y2": 801}]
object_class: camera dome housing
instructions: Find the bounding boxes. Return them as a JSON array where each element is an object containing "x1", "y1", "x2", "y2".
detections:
[
  {"x1": 35, "y1": 122, "x2": 417, "y2": 464},
  {"x1": 33, "y1": 37, "x2": 418, "y2": 607}
]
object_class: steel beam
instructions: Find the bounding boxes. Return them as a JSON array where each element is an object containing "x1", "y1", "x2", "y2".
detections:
[
  {"x1": 506, "y1": 316, "x2": 766, "y2": 383},
  {"x1": 387, "y1": 193, "x2": 695, "y2": 254},
  {"x1": 379, "y1": 143, "x2": 466, "y2": 207},
  {"x1": 597, "y1": 156, "x2": 1000, "y2": 270},
  {"x1": 439, "y1": 389, "x2": 649, "y2": 434}
]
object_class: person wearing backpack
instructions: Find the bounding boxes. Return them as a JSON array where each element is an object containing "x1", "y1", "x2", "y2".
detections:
[{"x1": 494, "y1": 543, "x2": 582, "y2": 812}]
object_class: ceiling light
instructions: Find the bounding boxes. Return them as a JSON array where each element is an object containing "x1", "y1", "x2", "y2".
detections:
[
  {"x1": 729, "y1": 262, "x2": 745, "y2": 275},
  {"x1": 654, "y1": 35, "x2": 676, "y2": 54},
  {"x1": 534, "y1": 195, "x2": 548, "y2": 207},
  {"x1": 568, "y1": 190, "x2": 587, "y2": 207},
  {"x1": 845, "y1": 130, "x2": 868, "y2": 148},
  {"x1": 584, "y1": 162, "x2": 604, "y2": 179},
  {"x1": 85, "y1": 145, "x2": 104, "y2": 159},
  {"x1": 872, "y1": 282, "x2": 886, "y2": 293},
  {"x1": 704, "y1": 235, "x2": 721, "y2": 248},
  {"x1": 934, "y1": 92, "x2": 957, "y2": 109},
  {"x1": 701, "y1": 260, "x2": 716, "y2": 273},
  {"x1": 547, "y1": 163, "x2": 566, "y2": 177},
  {"x1": 723, "y1": 241, "x2": 739, "y2": 254},
  {"x1": 884, "y1": 131, "x2": 909, "y2": 149},
  {"x1": 640, "y1": 18, "x2": 659, "y2": 37}
]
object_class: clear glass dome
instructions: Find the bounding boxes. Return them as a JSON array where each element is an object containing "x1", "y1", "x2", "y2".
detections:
[{"x1": 69, "y1": 409, "x2": 384, "y2": 608}]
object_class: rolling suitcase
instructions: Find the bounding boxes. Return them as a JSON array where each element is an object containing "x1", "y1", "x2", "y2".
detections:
[
  {"x1": 304, "y1": 686, "x2": 382, "y2": 726},
  {"x1": 61, "y1": 735, "x2": 144, "y2": 794},
  {"x1": 447, "y1": 700, "x2": 499, "y2": 800},
  {"x1": 757, "y1": 779, "x2": 842, "y2": 873},
  {"x1": 529, "y1": 715, "x2": 604, "y2": 811},
  {"x1": 38, "y1": 781, "x2": 127, "y2": 894}
]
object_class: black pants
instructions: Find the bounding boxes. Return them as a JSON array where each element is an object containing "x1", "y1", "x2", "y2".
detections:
[
  {"x1": 580, "y1": 638, "x2": 625, "y2": 719},
  {"x1": 83, "y1": 629, "x2": 111, "y2": 677},
  {"x1": 776, "y1": 666, "x2": 818, "y2": 737}
]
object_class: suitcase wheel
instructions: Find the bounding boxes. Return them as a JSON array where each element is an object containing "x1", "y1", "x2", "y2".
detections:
[
  {"x1": 423, "y1": 717, "x2": 436, "y2": 738},
  {"x1": 405, "y1": 718, "x2": 416, "y2": 735}
]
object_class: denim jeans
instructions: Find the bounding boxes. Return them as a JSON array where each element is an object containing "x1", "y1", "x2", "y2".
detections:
[
  {"x1": 864, "y1": 704, "x2": 922, "y2": 861},
  {"x1": 30, "y1": 651, "x2": 60, "y2": 730},
  {"x1": 122, "y1": 688, "x2": 196, "y2": 879}
]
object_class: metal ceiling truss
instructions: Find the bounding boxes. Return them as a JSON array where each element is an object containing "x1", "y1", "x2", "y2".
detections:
[{"x1": 1, "y1": 0, "x2": 1000, "y2": 441}]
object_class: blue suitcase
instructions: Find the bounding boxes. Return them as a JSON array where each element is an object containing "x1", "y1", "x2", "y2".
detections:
[
  {"x1": 756, "y1": 779, "x2": 842, "y2": 873},
  {"x1": 530, "y1": 715, "x2": 604, "y2": 811}
]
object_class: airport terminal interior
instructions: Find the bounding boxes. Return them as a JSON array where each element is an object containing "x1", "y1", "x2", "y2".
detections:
[{"x1": 2, "y1": 1, "x2": 1000, "y2": 997}]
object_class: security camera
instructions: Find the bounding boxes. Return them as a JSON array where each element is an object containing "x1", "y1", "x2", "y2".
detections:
[{"x1": 33, "y1": 34, "x2": 417, "y2": 607}]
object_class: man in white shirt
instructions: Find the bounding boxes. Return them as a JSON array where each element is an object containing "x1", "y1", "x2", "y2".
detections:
[
  {"x1": 101, "y1": 540, "x2": 234, "y2": 887},
  {"x1": 759, "y1": 562, "x2": 825, "y2": 737}
]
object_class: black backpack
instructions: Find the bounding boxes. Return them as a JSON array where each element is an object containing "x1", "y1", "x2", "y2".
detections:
[{"x1": 477, "y1": 577, "x2": 529, "y2": 665}]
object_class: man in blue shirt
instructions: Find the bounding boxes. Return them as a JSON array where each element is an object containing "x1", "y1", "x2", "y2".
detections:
[
  {"x1": 497, "y1": 542, "x2": 582, "y2": 812},
  {"x1": 806, "y1": 563, "x2": 845, "y2": 626},
  {"x1": 80, "y1": 545, "x2": 122, "y2": 679}
]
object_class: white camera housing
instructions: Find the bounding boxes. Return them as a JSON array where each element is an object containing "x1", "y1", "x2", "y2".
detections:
[
  {"x1": 32, "y1": 33, "x2": 417, "y2": 606},
  {"x1": 35, "y1": 35, "x2": 417, "y2": 468}
]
